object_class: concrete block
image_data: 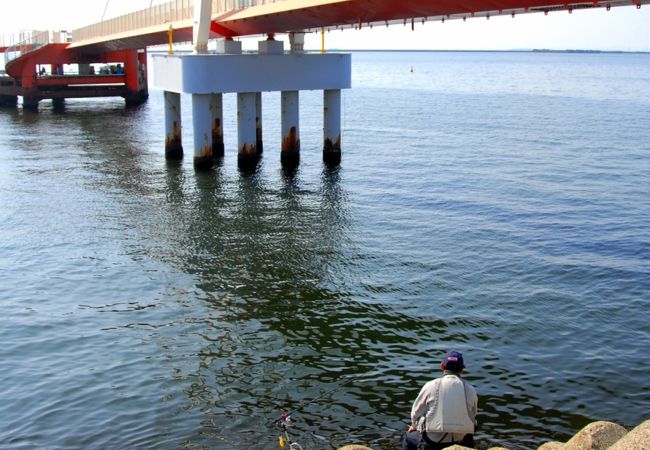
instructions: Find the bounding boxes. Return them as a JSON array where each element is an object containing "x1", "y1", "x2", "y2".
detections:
[
  {"x1": 563, "y1": 421, "x2": 627, "y2": 450},
  {"x1": 608, "y1": 419, "x2": 650, "y2": 450},
  {"x1": 258, "y1": 39, "x2": 284, "y2": 54},
  {"x1": 216, "y1": 39, "x2": 242, "y2": 54}
]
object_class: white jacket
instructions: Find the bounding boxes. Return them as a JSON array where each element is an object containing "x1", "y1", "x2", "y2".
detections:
[{"x1": 411, "y1": 373, "x2": 478, "y2": 442}]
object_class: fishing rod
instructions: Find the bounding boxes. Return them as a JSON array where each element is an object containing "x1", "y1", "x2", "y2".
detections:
[{"x1": 272, "y1": 376, "x2": 360, "y2": 449}]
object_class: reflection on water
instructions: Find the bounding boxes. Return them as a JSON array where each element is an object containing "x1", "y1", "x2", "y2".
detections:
[{"x1": 1, "y1": 51, "x2": 650, "y2": 450}]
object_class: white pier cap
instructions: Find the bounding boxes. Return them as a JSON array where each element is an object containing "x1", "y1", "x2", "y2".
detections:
[{"x1": 152, "y1": 53, "x2": 351, "y2": 94}]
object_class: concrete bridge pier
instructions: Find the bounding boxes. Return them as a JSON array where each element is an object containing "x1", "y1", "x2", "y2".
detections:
[
  {"x1": 324, "y1": 89, "x2": 342, "y2": 165},
  {"x1": 164, "y1": 91, "x2": 183, "y2": 160},
  {"x1": 281, "y1": 90, "x2": 300, "y2": 166},
  {"x1": 192, "y1": 93, "x2": 213, "y2": 170},
  {"x1": 152, "y1": 38, "x2": 350, "y2": 171},
  {"x1": 23, "y1": 97, "x2": 41, "y2": 111},
  {"x1": 52, "y1": 98, "x2": 66, "y2": 111}
]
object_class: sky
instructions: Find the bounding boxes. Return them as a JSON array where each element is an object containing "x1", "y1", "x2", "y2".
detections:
[{"x1": 1, "y1": 0, "x2": 649, "y2": 52}]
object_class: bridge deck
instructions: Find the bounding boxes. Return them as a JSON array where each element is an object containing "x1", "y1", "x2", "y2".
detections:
[{"x1": 66, "y1": 0, "x2": 648, "y2": 53}]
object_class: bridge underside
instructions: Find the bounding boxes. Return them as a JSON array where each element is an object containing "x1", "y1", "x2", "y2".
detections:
[
  {"x1": 219, "y1": 0, "x2": 648, "y2": 35},
  {"x1": 67, "y1": 0, "x2": 648, "y2": 53}
]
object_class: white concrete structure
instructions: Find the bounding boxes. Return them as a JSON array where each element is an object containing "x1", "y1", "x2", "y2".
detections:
[
  {"x1": 153, "y1": 49, "x2": 351, "y2": 169},
  {"x1": 153, "y1": 53, "x2": 351, "y2": 95},
  {"x1": 152, "y1": 0, "x2": 351, "y2": 169}
]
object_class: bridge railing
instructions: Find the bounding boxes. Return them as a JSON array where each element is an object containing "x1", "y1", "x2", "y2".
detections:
[
  {"x1": 4, "y1": 30, "x2": 69, "y2": 67},
  {"x1": 71, "y1": 0, "x2": 288, "y2": 44}
]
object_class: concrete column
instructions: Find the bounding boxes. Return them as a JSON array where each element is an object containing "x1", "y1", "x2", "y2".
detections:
[
  {"x1": 323, "y1": 89, "x2": 342, "y2": 165},
  {"x1": 23, "y1": 97, "x2": 40, "y2": 111},
  {"x1": 281, "y1": 90, "x2": 300, "y2": 165},
  {"x1": 52, "y1": 98, "x2": 65, "y2": 110},
  {"x1": 237, "y1": 92, "x2": 257, "y2": 167},
  {"x1": 256, "y1": 37, "x2": 283, "y2": 158},
  {"x1": 0, "y1": 96, "x2": 18, "y2": 108},
  {"x1": 217, "y1": 39, "x2": 242, "y2": 55},
  {"x1": 210, "y1": 93, "x2": 224, "y2": 158},
  {"x1": 124, "y1": 49, "x2": 145, "y2": 105},
  {"x1": 255, "y1": 92, "x2": 263, "y2": 155},
  {"x1": 192, "y1": 93, "x2": 213, "y2": 170},
  {"x1": 137, "y1": 49, "x2": 149, "y2": 97},
  {"x1": 164, "y1": 91, "x2": 183, "y2": 160}
]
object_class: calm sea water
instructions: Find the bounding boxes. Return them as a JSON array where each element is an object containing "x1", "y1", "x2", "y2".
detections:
[{"x1": 1, "y1": 51, "x2": 649, "y2": 450}]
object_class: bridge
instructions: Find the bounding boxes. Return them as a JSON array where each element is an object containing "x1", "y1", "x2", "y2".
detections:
[{"x1": 1, "y1": 0, "x2": 646, "y2": 169}]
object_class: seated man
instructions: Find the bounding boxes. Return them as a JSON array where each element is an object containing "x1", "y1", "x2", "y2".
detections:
[{"x1": 402, "y1": 351, "x2": 478, "y2": 450}]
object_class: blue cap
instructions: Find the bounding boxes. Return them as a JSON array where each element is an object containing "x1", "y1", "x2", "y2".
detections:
[{"x1": 443, "y1": 351, "x2": 465, "y2": 371}]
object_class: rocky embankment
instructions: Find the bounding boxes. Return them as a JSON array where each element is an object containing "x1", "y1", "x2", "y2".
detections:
[{"x1": 337, "y1": 419, "x2": 649, "y2": 450}]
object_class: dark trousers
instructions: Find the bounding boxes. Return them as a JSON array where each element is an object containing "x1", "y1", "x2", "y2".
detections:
[{"x1": 401, "y1": 431, "x2": 475, "y2": 450}]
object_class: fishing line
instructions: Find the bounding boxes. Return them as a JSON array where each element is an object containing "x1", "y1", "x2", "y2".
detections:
[
  {"x1": 101, "y1": 0, "x2": 111, "y2": 21},
  {"x1": 271, "y1": 375, "x2": 358, "y2": 425}
]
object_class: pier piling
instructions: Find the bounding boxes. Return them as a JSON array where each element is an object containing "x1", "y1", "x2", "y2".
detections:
[
  {"x1": 324, "y1": 89, "x2": 342, "y2": 165},
  {"x1": 237, "y1": 92, "x2": 258, "y2": 168},
  {"x1": 281, "y1": 90, "x2": 300, "y2": 166},
  {"x1": 164, "y1": 91, "x2": 183, "y2": 160},
  {"x1": 192, "y1": 93, "x2": 213, "y2": 170}
]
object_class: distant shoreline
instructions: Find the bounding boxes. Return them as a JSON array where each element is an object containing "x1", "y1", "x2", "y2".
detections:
[
  {"x1": 325, "y1": 48, "x2": 650, "y2": 54},
  {"x1": 141, "y1": 48, "x2": 650, "y2": 55}
]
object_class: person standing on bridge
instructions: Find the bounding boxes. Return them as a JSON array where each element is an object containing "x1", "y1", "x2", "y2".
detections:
[{"x1": 402, "y1": 351, "x2": 478, "y2": 450}]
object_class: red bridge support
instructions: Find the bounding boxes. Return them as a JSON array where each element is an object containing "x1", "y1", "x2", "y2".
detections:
[{"x1": 3, "y1": 45, "x2": 148, "y2": 110}]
